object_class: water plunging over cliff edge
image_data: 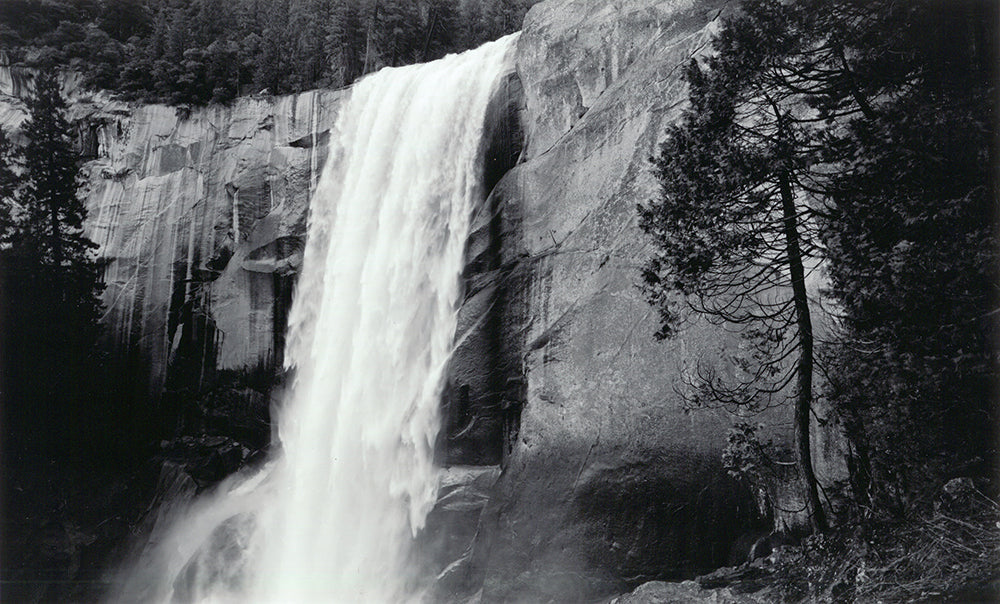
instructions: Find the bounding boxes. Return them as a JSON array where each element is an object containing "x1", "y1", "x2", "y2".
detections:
[{"x1": 114, "y1": 34, "x2": 518, "y2": 603}]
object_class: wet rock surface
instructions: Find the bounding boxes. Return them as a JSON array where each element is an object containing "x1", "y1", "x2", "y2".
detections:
[
  {"x1": 151, "y1": 436, "x2": 251, "y2": 491},
  {"x1": 420, "y1": 467, "x2": 503, "y2": 600},
  {"x1": 444, "y1": 68, "x2": 526, "y2": 467}
]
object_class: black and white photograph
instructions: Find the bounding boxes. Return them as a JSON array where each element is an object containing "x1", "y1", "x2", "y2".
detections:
[{"x1": 0, "y1": 0, "x2": 997, "y2": 601}]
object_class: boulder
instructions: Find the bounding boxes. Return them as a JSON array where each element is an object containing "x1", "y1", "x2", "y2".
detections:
[
  {"x1": 613, "y1": 579, "x2": 762, "y2": 604},
  {"x1": 153, "y1": 436, "x2": 249, "y2": 491},
  {"x1": 420, "y1": 467, "x2": 503, "y2": 599},
  {"x1": 936, "y1": 476, "x2": 979, "y2": 514}
]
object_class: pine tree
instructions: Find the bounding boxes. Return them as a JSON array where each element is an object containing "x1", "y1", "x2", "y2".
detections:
[
  {"x1": 19, "y1": 72, "x2": 97, "y2": 273},
  {"x1": 641, "y1": 0, "x2": 998, "y2": 522},
  {"x1": 1, "y1": 71, "x2": 105, "y2": 456},
  {"x1": 422, "y1": 0, "x2": 460, "y2": 61},
  {"x1": 288, "y1": 0, "x2": 331, "y2": 89},
  {"x1": 817, "y1": 0, "x2": 999, "y2": 510},
  {"x1": 0, "y1": 128, "x2": 17, "y2": 242},
  {"x1": 326, "y1": 0, "x2": 365, "y2": 87},
  {"x1": 97, "y1": 0, "x2": 151, "y2": 43},
  {"x1": 638, "y1": 0, "x2": 833, "y2": 533},
  {"x1": 368, "y1": 0, "x2": 421, "y2": 68}
]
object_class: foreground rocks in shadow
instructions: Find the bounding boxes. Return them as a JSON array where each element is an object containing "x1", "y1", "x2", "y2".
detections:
[
  {"x1": 614, "y1": 579, "x2": 764, "y2": 604},
  {"x1": 0, "y1": 457, "x2": 155, "y2": 604},
  {"x1": 151, "y1": 436, "x2": 251, "y2": 491}
]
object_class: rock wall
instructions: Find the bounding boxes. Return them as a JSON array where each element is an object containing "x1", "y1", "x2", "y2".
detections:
[
  {"x1": 443, "y1": 69, "x2": 526, "y2": 466},
  {"x1": 465, "y1": 1, "x2": 807, "y2": 601},
  {"x1": 0, "y1": 72, "x2": 342, "y2": 404},
  {"x1": 86, "y1": 91, "x2": 342, "y2": 399},
  {"x1": 0, "y1": 45, "x2": 526, "y2": 460}
]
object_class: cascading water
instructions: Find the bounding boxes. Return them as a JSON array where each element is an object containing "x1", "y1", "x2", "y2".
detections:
[{"x1": 114, "y1": 34, "x2": 517, "y2": 603}]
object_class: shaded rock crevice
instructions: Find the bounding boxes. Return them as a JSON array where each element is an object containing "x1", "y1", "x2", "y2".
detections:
[{"x1": 442, "y1": 70, "x2": 528, "y2": 467}]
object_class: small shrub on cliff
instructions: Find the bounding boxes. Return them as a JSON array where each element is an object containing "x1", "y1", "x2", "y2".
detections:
[
  {"x1": 722, "y1": 423, "x2": 774, "y2": 485},
  {"x1": 0, "y1": 129, "x2": 16, "y2": 239}
]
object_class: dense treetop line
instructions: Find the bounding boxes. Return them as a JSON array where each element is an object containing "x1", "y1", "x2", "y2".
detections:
[{"x1": 0, "y1": 0, "x2": 539, "y2": 105}]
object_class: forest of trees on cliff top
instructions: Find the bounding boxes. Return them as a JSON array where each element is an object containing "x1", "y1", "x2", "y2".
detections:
[{"x1": 0, "y1": 0, "x2": 539, "y2": 105}]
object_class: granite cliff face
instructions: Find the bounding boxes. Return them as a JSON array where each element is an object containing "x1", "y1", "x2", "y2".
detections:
[
  {"x1": 1, "y1": 73, "x2": 342, "y2": 403},
  {"x1": 85, "y1": 91, "x2": 342, "y2": 398},
  {"x1": 462, "y1": 3, "x2": 849, "y2": 600},
  {"x1": 465, "y1": 1, "x2": 767, "y2": 600}
]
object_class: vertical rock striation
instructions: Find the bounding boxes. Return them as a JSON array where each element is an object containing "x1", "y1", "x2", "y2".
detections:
[
  {"x1": 1, "y1": 77, "x2": 343, "y2": 403},
  {"x1": 87, "y1": 91, "x2": 342, "y2": 399}
]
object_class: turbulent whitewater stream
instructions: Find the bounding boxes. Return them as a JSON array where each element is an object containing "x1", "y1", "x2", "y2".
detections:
[{"x1": 114, "y1": 34, "x2": 517, "y2": 603}]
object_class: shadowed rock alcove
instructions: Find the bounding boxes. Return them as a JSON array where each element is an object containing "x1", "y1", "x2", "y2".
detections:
[{"x1": 440, "y1": 70, "x2": 527, "y2": 467}]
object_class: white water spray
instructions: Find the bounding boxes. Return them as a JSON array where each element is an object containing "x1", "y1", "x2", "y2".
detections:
[{"x1": 114, "y1": 35, "x2": 517, "y2": 603}]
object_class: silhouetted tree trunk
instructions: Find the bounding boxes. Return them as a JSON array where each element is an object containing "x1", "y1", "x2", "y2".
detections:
[{"x1": 779, "y1": 170, "x2": 827, "y2": 533}]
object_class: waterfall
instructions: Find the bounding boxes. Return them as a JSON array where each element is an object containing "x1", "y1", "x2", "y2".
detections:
[{"x1": 113, "y1": 34, "x2": 517, "y2": 603}]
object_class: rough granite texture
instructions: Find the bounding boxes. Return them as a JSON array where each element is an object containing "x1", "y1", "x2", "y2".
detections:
[{"x1": 612, "y1": 579, "x2": 761, "y2": 603}]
